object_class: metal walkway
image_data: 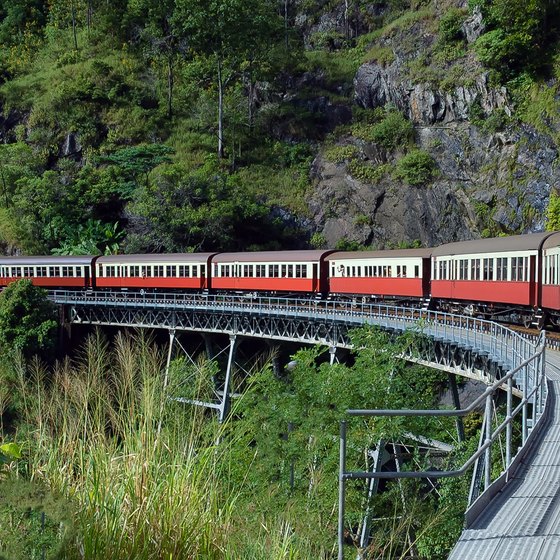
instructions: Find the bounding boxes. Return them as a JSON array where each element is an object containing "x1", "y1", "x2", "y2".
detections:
[{"x1": 449, "y1": 350, "x2": 560, "y2": 559}]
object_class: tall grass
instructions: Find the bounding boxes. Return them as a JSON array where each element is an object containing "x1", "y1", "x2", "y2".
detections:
[{"x1": 7, "y1": 330, "x2": 302, "y2": 559}]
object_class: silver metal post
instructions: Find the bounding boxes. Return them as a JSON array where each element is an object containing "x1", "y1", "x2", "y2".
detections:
[
  {"x1": 218, "y1": 335, "x2": 237, "y2": 423},
  {"x1": 484, "y1": 394, "x2": 492, "y2": 490},
  {"x1": 506, "y1": 376, "x2": 512, "y2": 471},
  {"x1": 522, "y1": 364, "x2": 528, "y2": 445},
  {"x1": 338, "y1": 420, "x2": 347, "y2": 560}
]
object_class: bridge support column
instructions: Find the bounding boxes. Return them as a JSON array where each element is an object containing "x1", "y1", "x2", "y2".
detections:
[
  {"x1": 218, "y1": 335, "x2": 237, "y2": 423},
  {"x1": 202, "y1": 334, "x2": 215, "y2": 361},
  {"x1": 447, "y1": 373, "x2": 465, "y2": 442},
  {"x1": 157, "y1": 328, "x2": 176, "y2": 436},
  {"x1": 329, "y1": 346, "x2": 337, "y2": 366},
  {"x1": 358, "y1": 440, "x2": 388, "y2": 550}
]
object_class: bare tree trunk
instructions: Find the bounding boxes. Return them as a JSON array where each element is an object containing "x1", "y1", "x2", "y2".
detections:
[
  {"x1": 167, "y1": 55, "x2": 174, "y2": 119},
  {"x1": 87, "y1": 0, "x2": 93, "y2": 36},
  {"x1": 217, "y1": 57, "x2": 224, "y2": 159},
  {"x1": 344, "y1": 0, "x2": 349, "y2": 39},
  {"x1": 71, "y1": 0, "x2": 78, "y2": 51},
  {"x1": 284, "y1": 0, "x2": 289, "y2": 50}
]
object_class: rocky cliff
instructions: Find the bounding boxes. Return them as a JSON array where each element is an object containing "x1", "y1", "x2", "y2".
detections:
[{"x1": 303, "y1": 2, "x2": 560, "y2": 248}]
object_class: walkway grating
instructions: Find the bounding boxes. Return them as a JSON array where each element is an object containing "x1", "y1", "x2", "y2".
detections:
[{"x1": 448, "y1": 350, "x2": 560, "y2": 559}]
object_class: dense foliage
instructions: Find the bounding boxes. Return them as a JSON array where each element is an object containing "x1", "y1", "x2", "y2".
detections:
[
  {"x1": 0, "y1": 1, "x2": 557, "y2": 253},
  {"x1": 0, "y1": 327, "x2": 480, "y2": 559},
  {"x1": 0, "y1": 279, "x2": 57, "y2": 357}
]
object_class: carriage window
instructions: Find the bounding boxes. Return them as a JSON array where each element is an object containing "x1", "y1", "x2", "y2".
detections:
[
  {"x1": 166, "y1": 265, "x2": 175, "y2": 277},
  {"x1": 141, "y1": 266, "x2": 151, "y2": 277},
  {"x1": 296, "y1": 264, "x2": 304, "y2": 278},
  {"x1": 129, "y1": 266, "x2": 139, "y2": 277},
  {"x1": 496, "y1": 257, "x2": 507, "y2": 281},
  {"x1": 36, "y1": 266, "x2": 47, "y2": 277},
  {"x1": 511, "y1": 257, "x2": 527, "y2": 282},
  {"x1": 270, "y1": 264, "x2": 279, "y2": 277},
  {"x1": 483, "y1": 258, "x2": 493, "y2": 281},
  {"x1": 153, "y1": 265, "x2": 164, "y2": 277},
  {"x1": 192, "y1": 266, "x2": 198, "y2": 277},
  {"x1": 471, "y1": 259, "x2": 480, "y2": 281},
  {"x1": 414, "y1": 265, "x2": 419, "y2": 278},
  {"x1": 75, "y1": 266, "x2": 82, "y2": 277}
]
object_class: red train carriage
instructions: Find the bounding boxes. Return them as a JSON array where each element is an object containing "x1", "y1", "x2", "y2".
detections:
[
  {"x1": 431, "y1": 232, "x2": 555, "y2": 325},
  {"x1": 0, "y1": 255, "x2": 95, "y2": 289},
  {"x1": 326, "y1": 249, "x2": 432, "y2": 301},
  {"x1": 96, "y1": 253, "x2": 217, "y2": 290},
  {"x1": 541, "y1": 232, "x2": 560, "y2": 325},
  {"x1": 211, "y1": 251, "x2": 334, "y2": 294}
]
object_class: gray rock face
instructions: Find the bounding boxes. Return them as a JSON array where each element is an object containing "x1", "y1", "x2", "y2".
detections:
[
  {"x1": 308, "y1": 151, "x2": 475, "y2": 248},
  {"x1": 461, "y1": 6, "x2": 485, "y2": 44},
  {"x1": 61, "y1": 132, "x2": 82, "y2": 158},
  {"x1": 354, "y1": 63, "x2": 510, "y2": 125},
  {"x1": 309, "y1": 118, "x2": 559, "y2": 247}
]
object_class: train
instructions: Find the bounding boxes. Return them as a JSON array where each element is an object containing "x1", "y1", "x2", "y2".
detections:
[{"x1": 0, "y1": 231, "x2": 559, "y2": 328}]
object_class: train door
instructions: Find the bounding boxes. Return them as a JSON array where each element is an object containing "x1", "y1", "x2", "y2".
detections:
[
  {"x1": 84, "y1": 265, "x2": 90, "y2": 289},
  {"x1": 201, "y1": 264, "x2": 206, "y2": 290},
  {"x1": 530, "y1": 254, "x2": 538, "y2": 308},
  {"x1": 422, "y1": 258, "x2": 431, "y2": 297},
  {"x1": 312, "y1": 263, "x2": 318, "y2": 293}
]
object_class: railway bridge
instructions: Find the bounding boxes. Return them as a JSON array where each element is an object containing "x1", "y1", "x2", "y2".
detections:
[{"x1": 49, "y1": 289, "x2": 558, "y2": 559}]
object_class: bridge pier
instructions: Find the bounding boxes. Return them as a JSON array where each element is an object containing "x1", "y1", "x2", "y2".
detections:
[{"x1": 448, "y1": 373, "x2": 465, "y2": 442}]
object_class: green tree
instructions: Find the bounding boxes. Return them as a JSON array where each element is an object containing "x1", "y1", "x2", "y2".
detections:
[
  {"x1": 0, "y1": 142, "x2": 42, "y2": 208},
  {"x1": 546, "y1": 191, "x2": 560, "y2": 231},
  {"x1": 0, "y1": 279, "x2": 57, "y2": 357},
  {"x1": 471, "y1": 0, "x2": 560, "y2": 78},
  {"x1": 226, "y1": 326, "x2": 456, "y2": 555},
  {"x1": 98, "y1": 143, "x2": 174, "y2": 191},
  {"x1": 0, "y1": 0, "x2": 46, "y2": 46},
  {"x1": 124, "y1": 162, "x2": 273, "y2": 252},
  {"x1": 174, "y1": 0, "x2": 282, "y2": 158},
  {"x1": 128, "y1": 0, "x2": 185, "y2": 118}
]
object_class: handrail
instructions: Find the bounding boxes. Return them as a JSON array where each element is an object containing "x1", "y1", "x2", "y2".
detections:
[{"x1": 337, "y1": 330, "x2": 547, "y2": 560}]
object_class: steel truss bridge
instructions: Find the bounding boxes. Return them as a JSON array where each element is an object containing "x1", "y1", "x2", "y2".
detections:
[{"x1": 49, "y1": 289, "x2": 556, "y2": 559}]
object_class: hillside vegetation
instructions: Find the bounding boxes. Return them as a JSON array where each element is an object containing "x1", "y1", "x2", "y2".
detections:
[{"x1": 0, "y1": 0, "x2": 558, "y2": 254}]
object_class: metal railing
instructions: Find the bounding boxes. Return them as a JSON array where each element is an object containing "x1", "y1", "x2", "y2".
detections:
[
  {"x1": 52, "y1": 289, "x2": 539, "y2": 360},
  {"x1": 337, "y1": 330, "x2": 548, "y2": 560}
]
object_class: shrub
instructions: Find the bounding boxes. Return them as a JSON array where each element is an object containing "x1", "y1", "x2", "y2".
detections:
[
  {"x1": 546, "y1": 192, "x2": 560, "y2": 231},
  {"x1": 394, "y1": 150, "x2": 436, "y2": 186},
  {"x1": 324, "y1": 144, "x2": 359, "y2": 164},
  {"x1": 352, "y1": 110, "x2": 413, "y2": 151},
  {"x1": 348, "y1": 160, "x2": 391, "y2": 184},
  {"x1": 439, "y1": 8, "x2": 465, "y2": 44}
]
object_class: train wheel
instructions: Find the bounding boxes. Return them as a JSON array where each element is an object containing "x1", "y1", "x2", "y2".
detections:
[{"x1": 522, "y1": 316, "x2": 533, "y2": 329}]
